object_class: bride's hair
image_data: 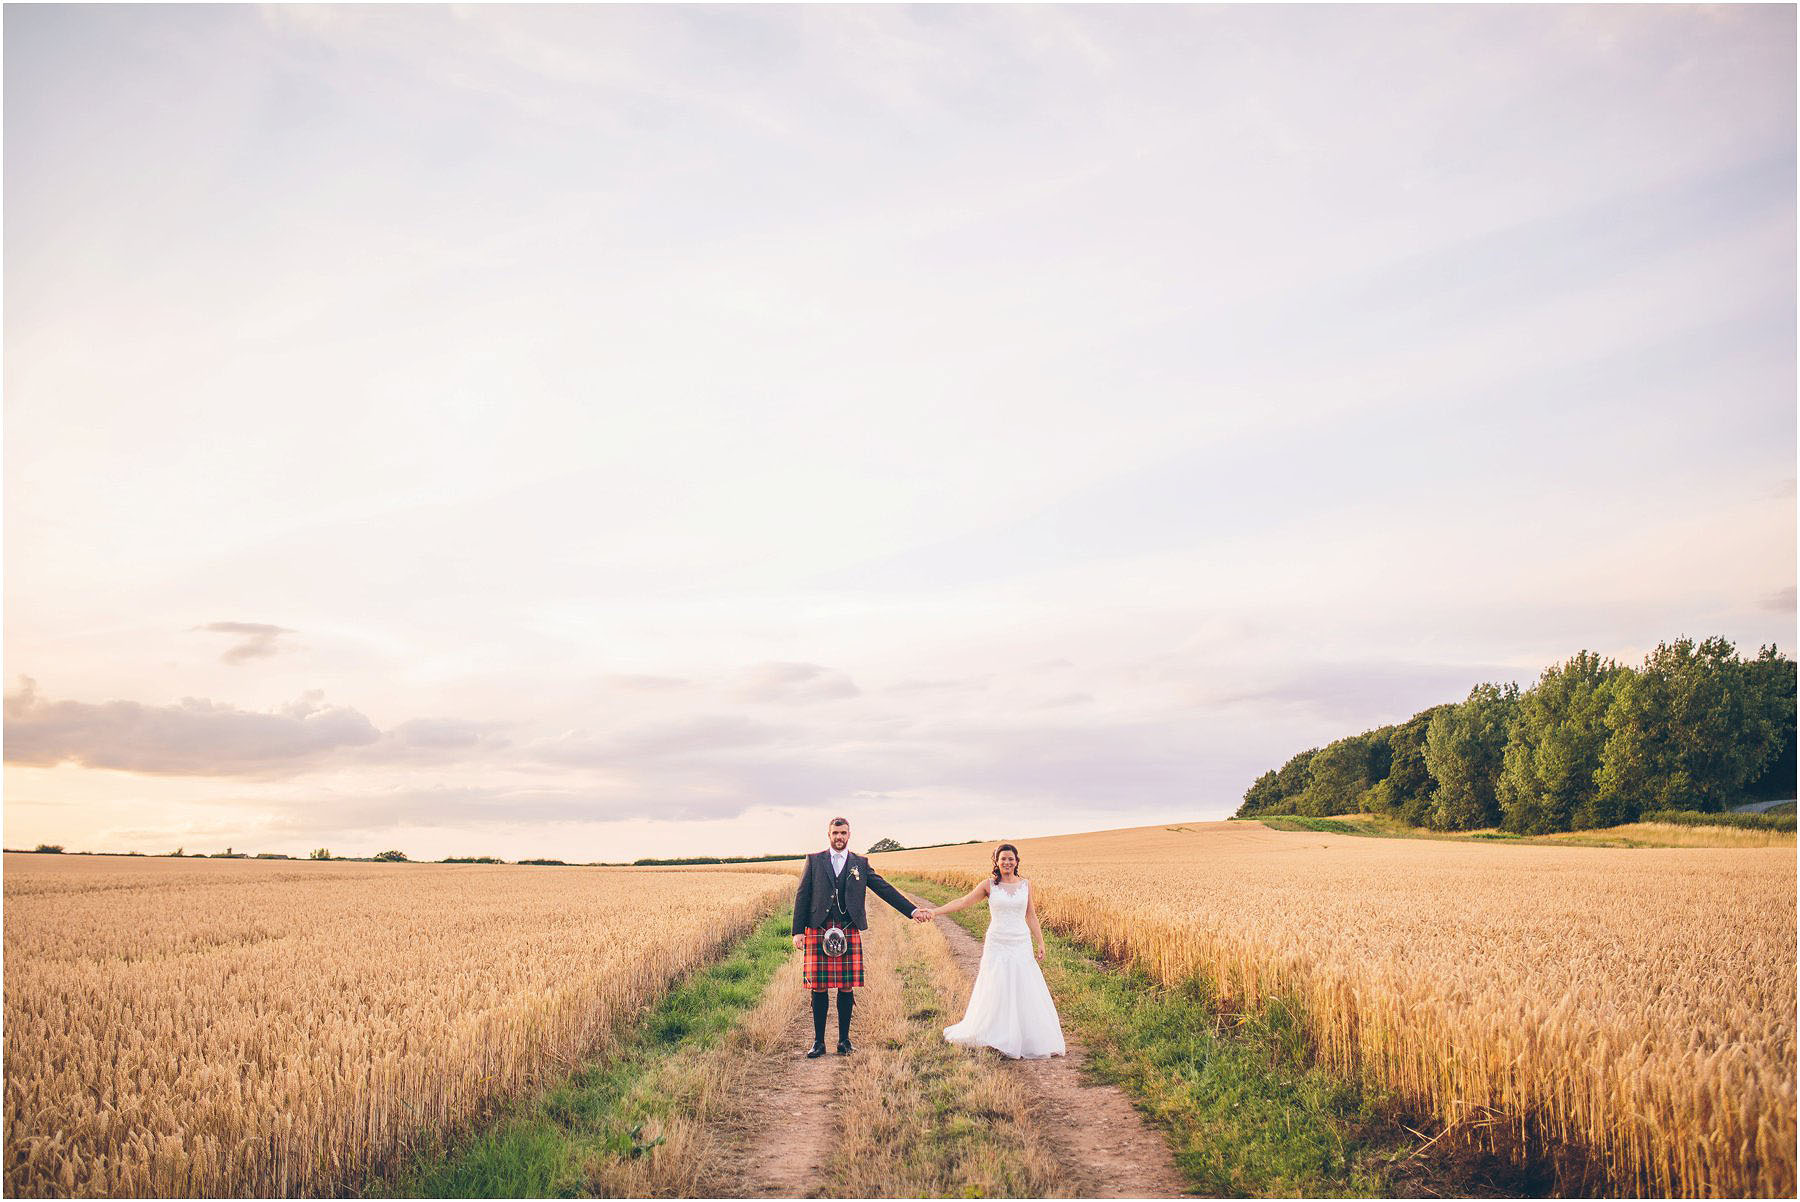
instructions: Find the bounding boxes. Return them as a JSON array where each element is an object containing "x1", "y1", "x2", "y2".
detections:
[{"x1": 991, "y1": 843, "x2": 1020, "y2": 884}]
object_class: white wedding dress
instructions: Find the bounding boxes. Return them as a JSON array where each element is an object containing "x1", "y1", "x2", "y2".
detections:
[{"x1": 943, "y1": 879, "x2": 1066, "y2": 1059}]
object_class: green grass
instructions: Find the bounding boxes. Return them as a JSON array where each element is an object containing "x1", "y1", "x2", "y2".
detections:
[
  {"x1": 365, "y1": 908, "x2": 793, "y2": 1198},
  {"x1": 1642, "y1": 807, "x2": 1796, "y2": 832},
  {"x1": 1243, "y1": 810, "x2": 1796, "y2": 844},
  {"x1": 895, "y1": 876, "x2": 1431, "y2": 1197},
  {"x1": 1241, "y1": 815, "x2": 1427, "y2": 839}
]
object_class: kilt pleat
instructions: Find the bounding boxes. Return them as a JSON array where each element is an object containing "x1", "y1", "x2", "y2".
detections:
[{"x1": 801, "y1": 926, "x2": 864, "y2": 990}]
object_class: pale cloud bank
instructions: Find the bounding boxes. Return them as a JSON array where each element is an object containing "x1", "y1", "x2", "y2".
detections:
[
  {"x1": 0, "y1": 654, "x2": 1527, "y2": 832},
  {"x1": 4, "y1": 679, "x2": 379, "y2": 777}
]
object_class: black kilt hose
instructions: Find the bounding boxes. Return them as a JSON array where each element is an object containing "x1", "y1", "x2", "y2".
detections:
[{"x1": 801, "y1": 926, "x2": 864, "y2": 990}]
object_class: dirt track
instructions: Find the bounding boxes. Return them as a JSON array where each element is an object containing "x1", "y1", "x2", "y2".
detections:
[
  {"x1": 914, "y1": 891, "x2": 1190, "y2": 1199},
  {"x1": 707, "y1": 896, "x2": 1189, "y2": 1198}
]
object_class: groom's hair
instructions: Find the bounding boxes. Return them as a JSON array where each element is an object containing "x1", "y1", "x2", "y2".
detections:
[{"x1": 829, "y1": 816, "x2": 849, "y2": 828}]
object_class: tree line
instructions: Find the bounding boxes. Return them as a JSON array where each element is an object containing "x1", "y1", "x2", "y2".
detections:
[{"x1": 1236, "y1": 637, "x2": 1796, "y2": 833}]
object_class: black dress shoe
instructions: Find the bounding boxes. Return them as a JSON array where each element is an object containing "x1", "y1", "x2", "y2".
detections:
[
  {"x1": 805, "y1": 1041, "x2": 827, "y2": 1059},
  {"x1": 837, "y1": 1038, "x2": 854, "y2": 1055}
]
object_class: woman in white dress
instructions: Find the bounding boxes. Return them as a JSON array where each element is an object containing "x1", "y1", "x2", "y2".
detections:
[{"x1": 927, "y1": 843, "x2": 1066, "y2": 1060}]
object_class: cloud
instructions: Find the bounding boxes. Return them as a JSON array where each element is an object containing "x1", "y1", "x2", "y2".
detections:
[
  {"x1": 387, "y1": 716, "x2": 512, "y2": 751},
  {"x1": 602, "y1": 673, "x2": 691, "y2": 692},
  {"x1": 1190, "y1": 660, "x2": 1528, "y2": 728},
  {"x1": 727, "y1": 710, "x2": 1247, "y2": 814},
  {"x1": 263, "y1": 784, "x2": 620, "y2": 835},
  {"x1": 883, "y1": 675, "x2": 991, "y2": 694},
  {"x1": 730, "y1": 662, "x2": 860, "y2": 704},
  {"x1": 1762, "y1": 587, "x2": 1796, "y2": 613},
  {"x1": 529, "y1": 714, "x2": 787, "y2": 766},
  {"x1": 3, "y1": 679, "x2": 379, "y2": 776},
  {"x1": 191, "y1": 621, "x2": 295, "y2": 664}
]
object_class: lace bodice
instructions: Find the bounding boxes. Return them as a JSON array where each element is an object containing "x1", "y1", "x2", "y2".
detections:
[{"x1": 987, "y1": 878, "x2": 1030, "y2": 941}]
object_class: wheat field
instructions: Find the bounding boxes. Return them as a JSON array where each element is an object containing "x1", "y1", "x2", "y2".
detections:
[
  {"x1": 1, "y1": 854, "x2": 791, "y2": 1198},
  {"x1": 869, "y1": 821, "x2": 1797, "y2": 1198}
]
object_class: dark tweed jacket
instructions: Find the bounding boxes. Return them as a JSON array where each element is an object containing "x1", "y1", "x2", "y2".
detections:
[{"x1": 791, "y1": 850, "x2": 917, "y2": 934}]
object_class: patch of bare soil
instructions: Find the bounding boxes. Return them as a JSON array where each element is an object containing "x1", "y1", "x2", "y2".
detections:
[
  {"x1": 710, "y1": 1004, "x2": 846, "y2": 1198},
  {"x1": 915, "y1": 893, "x2": 1191, "y2": 1199}
]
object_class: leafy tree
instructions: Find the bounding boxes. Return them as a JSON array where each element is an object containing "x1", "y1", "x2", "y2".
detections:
[
  {"x1": 309, "y1": 848, "x2": 332, "y2": 860},
  {"x1": 1423, "y1": 682, "x2": 1520, "y2": 830},
  {"x1": 1743, "y1": 648, "x2": 1797, "y2": 801},
  {"x1": 373, "y1": 849, "x2": 408, "y2": 862},
  {"x1": 1498, "y1": 650, "x2": 1625, "y2": 832},
  {"x1": 1301, "y1": 731, "x2": 1390, "y2": 815},
  {"x1": 1239, "y1": 638, "x2": 1794, "y2": 835},
  {"x1": 1235, "y1": 748, "x2": 1321, "y2": 817},
  {"x1": 1238, "y1": 770, "x2": 1283, "y2": 816},
  {"x1": 867, "y1": 837, "x2": 903, "y2": 853},
  {"x1": 1598, "y1": 638, "x2": 1793, "y2": 814},
  {"x1": 32, "y1": 843, "x2": 63, "y2": 854},
  {"x1": 1274, "y1": 744, "x2": 1332, "y2": 813},
  {"x1": 1364, "y1": 706, "x2": 1449, "y2": 825}
]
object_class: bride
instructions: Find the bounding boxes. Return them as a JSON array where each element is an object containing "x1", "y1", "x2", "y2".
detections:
[{"x1": 925, "y1": 843, "x2": 1066, "y2": 1059}]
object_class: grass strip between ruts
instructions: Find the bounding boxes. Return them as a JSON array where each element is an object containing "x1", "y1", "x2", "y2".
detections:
[
  {"x1": 892, "y1": 874, "x2": 1442, "y2": 1198},
  {"x1": 365, "y1": 907, "x2": 794, "y2": 1198},
  {"x1": 822, "y1": 906, "x2": 1068, "y2": 1198}
]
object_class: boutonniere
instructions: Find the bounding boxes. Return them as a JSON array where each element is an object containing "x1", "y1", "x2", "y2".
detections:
[{"x1": 851, "y1": 867, "x2": 861, "y2": 881}]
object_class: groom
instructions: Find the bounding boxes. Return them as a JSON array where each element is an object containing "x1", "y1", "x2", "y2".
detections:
[{"x1": 791, "y1": 816, "x2": 932, "y2": 1057}]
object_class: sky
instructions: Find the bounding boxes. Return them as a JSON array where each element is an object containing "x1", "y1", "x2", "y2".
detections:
[{"x1": 4, "y1": 2, "x2": 1794, "y2": 862}]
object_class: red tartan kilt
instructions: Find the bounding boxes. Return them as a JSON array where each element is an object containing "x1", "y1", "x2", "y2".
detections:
[{"x1": 801, "y1": 926, "x2": 864, "y2": 990}]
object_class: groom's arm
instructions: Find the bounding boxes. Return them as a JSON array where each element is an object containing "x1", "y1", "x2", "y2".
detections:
[
  {"x1": 792, "y1": 856, "x2": 814, "y2": 937},
  {"x1": 864, "y1": 866, "x2": 924, "y2": 919}
]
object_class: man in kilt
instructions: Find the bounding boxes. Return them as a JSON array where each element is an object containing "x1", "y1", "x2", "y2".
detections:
[{"x1": 791, "y1": 816, "x2": 932, "y2": 1057}]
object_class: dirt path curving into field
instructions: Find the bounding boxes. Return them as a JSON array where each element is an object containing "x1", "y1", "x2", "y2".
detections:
[
  {"x1": 702, "y1": 903, "x2": 1189, "y2": 1198},
  {"x1": 712, "y1": 1003, "x2": 846, "y2": 1197},
  {"x1": 909, "y1": 891, "x2": 1191, "y2": 1199}
]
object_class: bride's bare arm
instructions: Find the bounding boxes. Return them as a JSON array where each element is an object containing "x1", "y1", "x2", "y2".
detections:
[
  {"x1": 1025, "y1": 883, "x2": 1046, "y2": 959},
  {"x1": 928, "y1": 879, "x2": 991, "y2": 916}
]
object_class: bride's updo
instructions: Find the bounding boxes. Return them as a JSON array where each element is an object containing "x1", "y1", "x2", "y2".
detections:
[{"x1": 991, "y1": 843, "x2": 1021, "y2": 884}]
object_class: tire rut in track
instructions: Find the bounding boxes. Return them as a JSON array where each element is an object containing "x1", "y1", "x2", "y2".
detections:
[{"x1": 719, "y1": 1002, "x2": 846, "y2": 1198}]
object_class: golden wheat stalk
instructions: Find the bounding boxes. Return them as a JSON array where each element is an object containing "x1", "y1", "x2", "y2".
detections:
[{"x1": 3, "y1": 855, "x2": 790, "y2": 1198}]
